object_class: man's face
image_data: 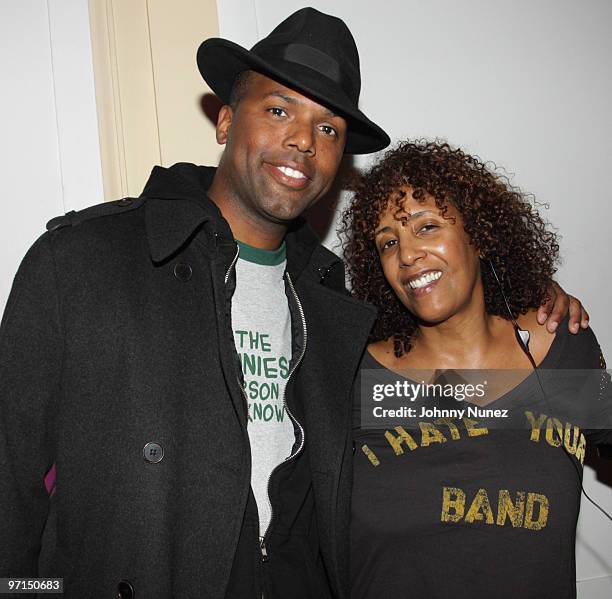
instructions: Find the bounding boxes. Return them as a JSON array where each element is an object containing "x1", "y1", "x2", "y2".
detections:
[{"x1": 215, "y1": 72, "x2": 347, "y2": 225}]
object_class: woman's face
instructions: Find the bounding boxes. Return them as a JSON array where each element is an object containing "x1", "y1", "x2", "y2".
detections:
[{"x1": 374, "y1": 187, "x2": 482, "y2": 325}]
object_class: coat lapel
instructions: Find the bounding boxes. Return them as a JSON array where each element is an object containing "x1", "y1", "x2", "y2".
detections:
[
  {"x1": 293, "y1": 276, "x2": 376, "y2": 598},
  {"x1": 295, "y1": 277, "x2": 376, "y2": 469}
]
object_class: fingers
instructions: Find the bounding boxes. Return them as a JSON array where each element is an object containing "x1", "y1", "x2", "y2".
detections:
[
  {"x1": 567, "y1": 295, "x2": 583, "y2": 333},
  {"x1": 537, "y1": 283, "x2": 560, "y2": 331},
  {"x1": 533, "y1": 281, "x2": 589, "y2": 335},
  {"x1": 539, "y1": 282, "x2": 587, "y2": 334},
  {"x1": 547, "y1": 287, "x2": 569, "y2": 333},
  {"x1": 569, "y1": 295, "x2": 590, "y2": 331},
  {"x1": 581, "y1": 306, "x2": 590, "y2": 329}
]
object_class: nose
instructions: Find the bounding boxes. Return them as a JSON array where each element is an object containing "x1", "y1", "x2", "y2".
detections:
[
  {"x1": 285, "y1": 118, "x2": 315, "y2": 155},
  {"x1": 398, "y1": 234, "x2": 426, "y2": 267}
]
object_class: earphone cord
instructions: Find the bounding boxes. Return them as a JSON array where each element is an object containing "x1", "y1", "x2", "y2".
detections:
[
  {"x1": 526, "y1": 347, "x2": 612, "y2": 523},
  {"x1": 488, "y1": 259, "x2": 612, "y2": 522}
]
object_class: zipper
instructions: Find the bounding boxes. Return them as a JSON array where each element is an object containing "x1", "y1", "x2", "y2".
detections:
[
  {"x1": 224, "y1": 244, "x2": 240, "y2": 284},
  {"x1": 224, "y1": 241, "x2": 268, "y2": 589},
  {"x1": 224, "y1": 242, "x2": 251, "y2": 419},
  {"x1": 222, "y1": 240, "x2": 283, "y2": 569},
  {"x1": 259, "y1": 536, "x2": 269, "y2": 562},
  {"x1": 259, "y1": 271, "x2": 308, "y2": 562},
  {"x1": 224, "y1": 249, "x2": 307, "y2": 564}
]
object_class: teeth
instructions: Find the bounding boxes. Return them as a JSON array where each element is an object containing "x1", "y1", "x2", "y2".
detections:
[
  {"x1": 409, "y1": 271, "x2": 442, "y2": 289},
  {"x1": 277, "y1": 165, "x2": 307, "y2": 180}
]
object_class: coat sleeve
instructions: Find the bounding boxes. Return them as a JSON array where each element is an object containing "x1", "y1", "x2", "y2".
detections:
[{"x1": 0, "y1": 233, "x2": 62, "y2": 575}]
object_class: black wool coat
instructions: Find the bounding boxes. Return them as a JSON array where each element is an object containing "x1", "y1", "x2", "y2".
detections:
[{"x1": 0, "y1": 164, "x2": 376, "y2": 599}]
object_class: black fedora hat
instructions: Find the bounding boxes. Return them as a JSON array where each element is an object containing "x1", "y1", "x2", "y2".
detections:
[{"x1": 197, "y1": 7, "x2": 390, "y2": 155}]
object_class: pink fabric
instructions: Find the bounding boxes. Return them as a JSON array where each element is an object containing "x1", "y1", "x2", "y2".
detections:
[{"x1": 44, "y1": 463, "x2": 56, "y2": 495}]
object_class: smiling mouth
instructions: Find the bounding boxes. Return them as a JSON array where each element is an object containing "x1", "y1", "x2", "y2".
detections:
[
  {"x1": 276, "y1": 165, "x2": 307, "y2": 180},
  {"x1": 264, "y1": 161, "x2": 312, "y2": 190},
  {"x1": 405, "y1": 270, "x2": 443, "y2": 294},
  {"x1": 408, "y1": 270, "x2": 442, "y2": 289}
]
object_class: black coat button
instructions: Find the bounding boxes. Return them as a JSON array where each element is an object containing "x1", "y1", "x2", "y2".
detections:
[
  {"x1": 116, "y1": 579, "x2": 135, "y2": 598},
  {"x1": 173, "y1": 262, "x2": 193, "y2": 282},
  {"x1": 116, "y1": 198, "x2": 133, "y2": 207},
  {"x1": 143, "y1": 442, "x2": 164, "y2": 463}
]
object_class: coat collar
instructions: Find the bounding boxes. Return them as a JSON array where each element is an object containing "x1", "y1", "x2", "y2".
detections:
[
  {"x1": 142, "y1": 164, "x2": 230, "y2": 263},
  {"x1": 141, "y1": 163, "x2": 340, "y2": 279},
  {"x1": 144, "y1": 197, "x2": 212, "y2": 263}
]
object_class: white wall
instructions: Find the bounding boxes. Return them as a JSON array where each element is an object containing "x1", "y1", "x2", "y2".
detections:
[
  {"x1": 0, "y1": 0, "x2": 103, "y2": 313},
  {"x1": 216, "y1": 0, "x2": 612, "y2": 596},
  {"x1": 0, "y1": 0, "x2": 609, "y2": 592}
]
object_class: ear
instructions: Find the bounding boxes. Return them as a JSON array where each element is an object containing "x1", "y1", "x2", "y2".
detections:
[{"x1": 216, "y1": 105, "x2": 233, "y2": 145}]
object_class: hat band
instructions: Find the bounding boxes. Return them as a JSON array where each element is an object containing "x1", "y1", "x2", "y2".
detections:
[{"x1": 281, "y1": 43, "x2": 343, "y2": 85}]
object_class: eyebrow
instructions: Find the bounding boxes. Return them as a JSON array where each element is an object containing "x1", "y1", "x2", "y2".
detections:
[
  {"x1": 264, "y1": 91, "x2": 338, "y2": 118},
  {"x1": 374, "y1": 209, "x2": 437, "y2": 236}
]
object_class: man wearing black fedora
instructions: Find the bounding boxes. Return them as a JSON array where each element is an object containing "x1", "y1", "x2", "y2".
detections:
[
  {"x1": 0, "y1": 6, "x2": 582, "y2": 599},
  {"x1": 0, "y1": 7, "x2": 385, "y2": 599}
]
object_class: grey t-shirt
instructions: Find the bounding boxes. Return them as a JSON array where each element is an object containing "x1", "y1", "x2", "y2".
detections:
[{"x1": 232, "y1": 240, "x2": 295, "y2": 536}]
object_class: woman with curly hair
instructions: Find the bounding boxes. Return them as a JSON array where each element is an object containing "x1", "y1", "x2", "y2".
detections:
[{"x1": 342, "y1": 140, "x2": 611, "y2": 598}]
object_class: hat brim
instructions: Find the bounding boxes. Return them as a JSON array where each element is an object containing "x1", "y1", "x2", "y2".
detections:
[{"x1": 197, "y1": 38, "x2": 390, "y2": 155}]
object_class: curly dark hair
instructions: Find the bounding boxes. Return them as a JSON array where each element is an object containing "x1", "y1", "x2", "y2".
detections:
[{"x1": 340, "y1": 139, "x2": 560, "y2": 356}]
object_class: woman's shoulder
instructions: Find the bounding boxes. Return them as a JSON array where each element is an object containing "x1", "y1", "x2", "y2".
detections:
[
  {"x1": 555, "y1": 318, "x2": 605, "y2": 369},
  {"x1": 519, "y1": 310, "x2": 605, "y2": 369}
]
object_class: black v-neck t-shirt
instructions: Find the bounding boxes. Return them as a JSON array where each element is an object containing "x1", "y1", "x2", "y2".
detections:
[{"x1": 350, "y1": 324, "x2": 612, "y2": 599}]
